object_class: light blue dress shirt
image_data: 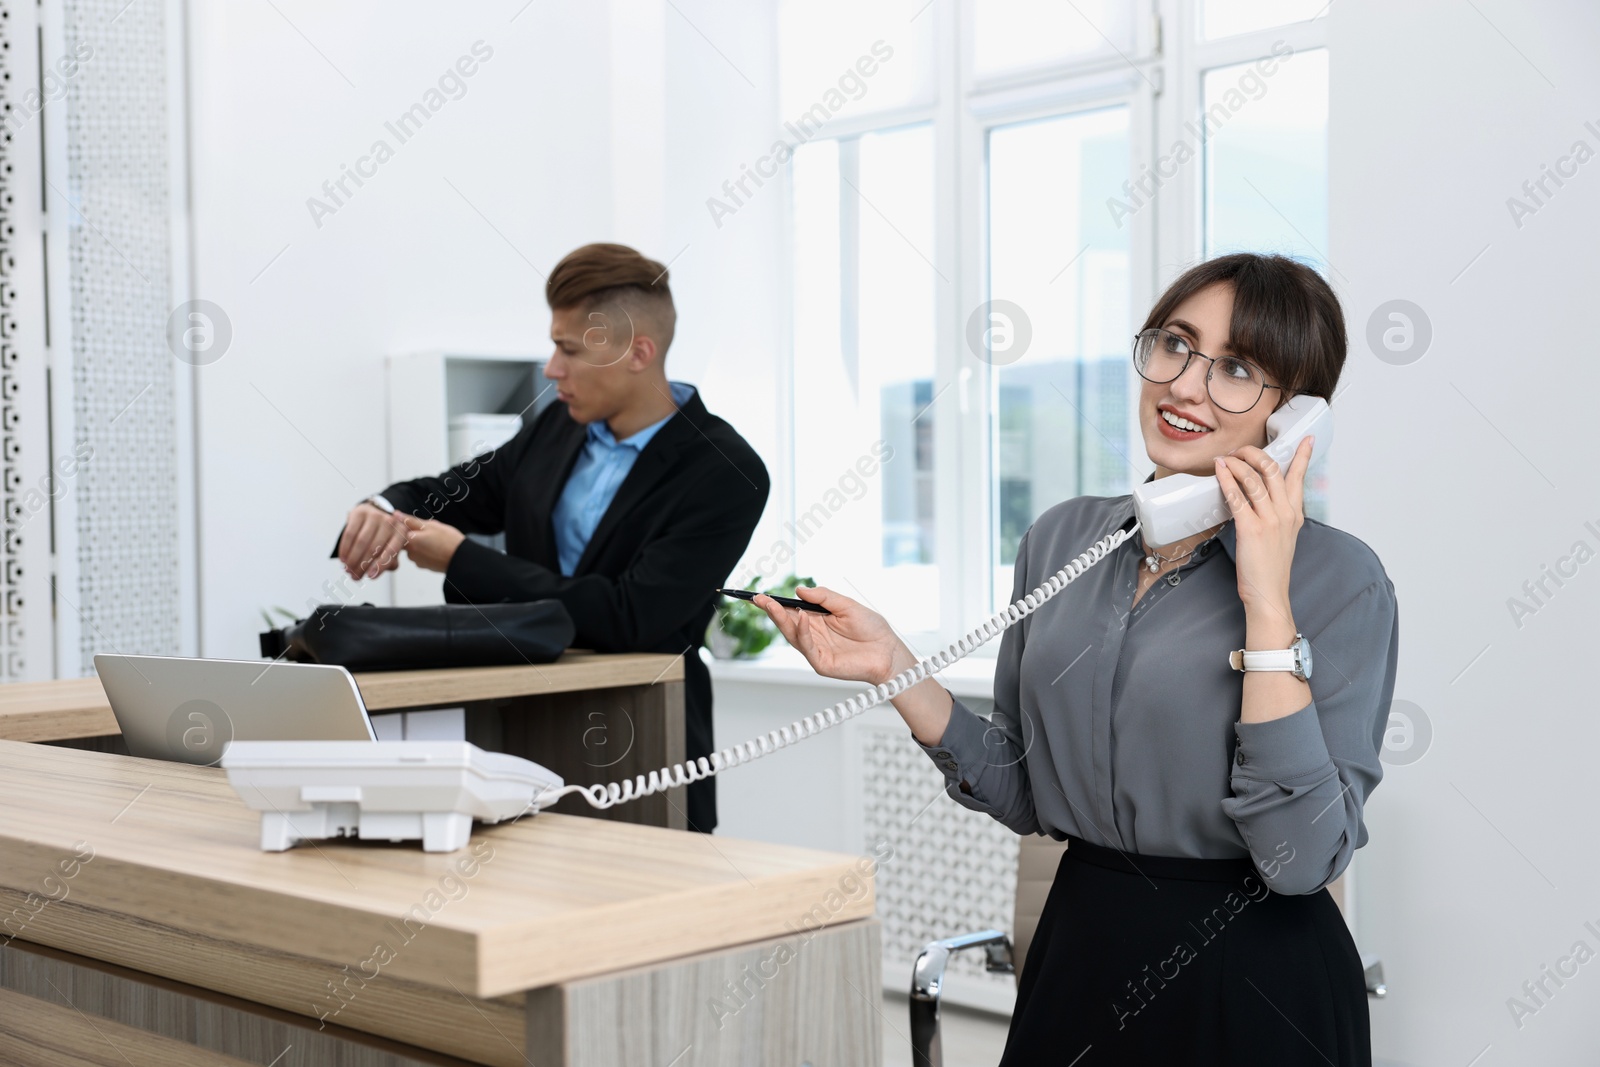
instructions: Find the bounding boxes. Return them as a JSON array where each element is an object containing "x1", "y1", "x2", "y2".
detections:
[{"x1": 551, "y1": 380, "x2": 694, "y2": 576}]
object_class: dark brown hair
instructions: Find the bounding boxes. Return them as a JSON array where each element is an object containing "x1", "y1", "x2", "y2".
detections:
[
  {"x1": 546, "y1": 243, "x2": 677, "y2": 354},
  {"x1": 1139, "y1": 253, "x2": 1345, "y2": 403}
]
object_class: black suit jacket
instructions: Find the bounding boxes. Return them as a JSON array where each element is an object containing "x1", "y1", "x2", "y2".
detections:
[{"x1": 350, "y1": 386, "x2": 769, "y2": 832}]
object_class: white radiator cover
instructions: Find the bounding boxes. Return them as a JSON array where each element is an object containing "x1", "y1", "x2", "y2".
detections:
[{"x1": 861, "y1": 721, "x2": 1020, "y2": 1014}]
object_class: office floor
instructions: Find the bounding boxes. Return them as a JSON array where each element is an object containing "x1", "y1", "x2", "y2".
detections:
[{"x1": 880, "y1": 992, "x2": 1011, "y2": 1067}]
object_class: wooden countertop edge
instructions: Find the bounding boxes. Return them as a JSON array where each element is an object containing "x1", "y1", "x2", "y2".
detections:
[
  {"x1": 0, "y1": 653, "x2": 687, "y2": 740},
  {"x1": 357, "y1": 654, "x2": 685, "y2": 710},
  {"x1": 0, "y1": 707, "x2": 121, "y2": 742},
  {"x1": 474, "y1": 861, "x2": 878, "y2": 997},
  {"x1": 0, "y1": 822, "x2": 876, "y2": 1000}
]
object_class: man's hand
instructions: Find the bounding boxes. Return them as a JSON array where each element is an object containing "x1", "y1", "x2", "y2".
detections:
[
  {"x1": 337, "y1": 503, "x2": 410, "y2": 580},
  {"x1": 400, "y1": 514, "x2": 467, "y2": 573}
]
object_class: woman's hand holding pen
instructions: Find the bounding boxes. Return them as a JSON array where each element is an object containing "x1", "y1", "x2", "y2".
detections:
[{"x1": 754, "y1": 586, "x2": 954, "y2": 746}]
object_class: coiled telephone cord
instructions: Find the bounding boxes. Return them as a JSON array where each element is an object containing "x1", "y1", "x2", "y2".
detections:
[{"x1": 534, "y1": 522, "x2": 1139, "y2": 813}]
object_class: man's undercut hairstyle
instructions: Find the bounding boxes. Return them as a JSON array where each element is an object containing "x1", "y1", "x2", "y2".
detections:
[
  {"x1": 546, "y1": 243, "x2": 677, "y2": 357},
  {"x1": 1140, "y1": 252, "x2": 1346, "y2": 404}
]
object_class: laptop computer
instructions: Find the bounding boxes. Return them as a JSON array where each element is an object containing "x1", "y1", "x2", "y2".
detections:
[{"x1": 93, "y1": 655, "x2": 376, "y2": 766}]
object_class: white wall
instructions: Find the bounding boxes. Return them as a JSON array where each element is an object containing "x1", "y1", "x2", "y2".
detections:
[
  {"x1": 1331, "y1": 2, "x2": 1600, "y2": 1063},
  {"x1": 188, "y1": 1, "x2": 617, "y2": 655}
]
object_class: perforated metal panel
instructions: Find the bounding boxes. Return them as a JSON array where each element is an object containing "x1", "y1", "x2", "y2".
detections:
[
  {"x1": 62, "y1": 0, "x2": 180, "y2": 673},
  {"x1": 862, "y1": 723, "x2": 1019, "y2": 994},
  {"x1": 0, "y1": 0, "x2": 25, "y2": 681},
  {"x1": 0, "y1": 0, "x2": 58, "y2": 684}
]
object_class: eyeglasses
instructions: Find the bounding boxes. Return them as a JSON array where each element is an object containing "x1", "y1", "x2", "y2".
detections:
[{"x1": 1131, "y1": 328, "x2": 1282, "y2": 414}]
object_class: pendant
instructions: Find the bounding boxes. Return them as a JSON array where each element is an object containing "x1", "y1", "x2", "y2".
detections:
[{"x1": 1145, "y1": 555, "x2": 1159, "y2": 573}]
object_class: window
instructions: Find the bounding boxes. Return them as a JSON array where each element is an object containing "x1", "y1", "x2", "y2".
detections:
[
  {"x1": 779, "y1": 1, "x2": 1331, "y2": 646},
  {"x1": 1200, "y1": 45, "x2": 1331, "y2": 521},
  {"x1": 986, "y1": 108, "x2": 1132, "y2": 607},
  {"x1": 1202, "y1": 50, "x2": 1329, "y2": 268},
  {"x1": 789, "y1": 125, "x2": 940, "y2": 624}
]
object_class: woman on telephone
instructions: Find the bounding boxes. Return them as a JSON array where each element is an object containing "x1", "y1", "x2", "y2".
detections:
[{"x1": 757, "y1": 253, "x2": 1399, "y2": 1066}]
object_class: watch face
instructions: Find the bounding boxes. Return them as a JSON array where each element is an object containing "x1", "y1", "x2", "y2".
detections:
[{"x1": 1296, "y1": 636, "x2": 1313, "y2": 679}]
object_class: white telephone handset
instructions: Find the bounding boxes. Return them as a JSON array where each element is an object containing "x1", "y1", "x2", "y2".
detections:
[
  {"x1": 539, "y1": 395, "x2": 1338, "y2": 815},
  {"x1": 1132, "y1": 393, "x2": 1334, "y2": 547}
]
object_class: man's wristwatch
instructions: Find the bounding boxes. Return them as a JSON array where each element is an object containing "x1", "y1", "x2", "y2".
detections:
[
  {"x1": 1229, "y1": 632, "x2": 1312, "y2": 682},
  {"x1": 364, "y1": 493, "x2": 395, "y2": 515}
]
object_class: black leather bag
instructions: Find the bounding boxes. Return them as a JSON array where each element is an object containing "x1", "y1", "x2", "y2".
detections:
[{"x1": 258, "y1": 601, "x2": 575, "y2": 672}]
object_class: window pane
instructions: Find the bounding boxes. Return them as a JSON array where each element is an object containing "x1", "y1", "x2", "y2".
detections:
[
  {"x1": 986, "y1": 107, "x2": 1131, "y2": 611},
  {"x1": 1201, "y1": 0, "x2": 1326, "y2": 40},
  {"x1": 778, "y1": 0, "x2": 935, "y2": 125},
  {"x1": 1202, "y1": 48, "x2": 1330, "y2": 520},
  {"x1": 1202, "y1": 48, "x2": 1328, "y2": 268},
  {"x1": 974, "y1": 0, "x2": 1135, "y2": 78},
  {"x1": 790, "y1": 126, "x2": 939, "y2": 627}
]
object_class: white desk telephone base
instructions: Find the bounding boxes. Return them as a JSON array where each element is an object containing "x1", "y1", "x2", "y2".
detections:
[{"x1": 222, "y1": 740, "x2": 563, "y2": 853}]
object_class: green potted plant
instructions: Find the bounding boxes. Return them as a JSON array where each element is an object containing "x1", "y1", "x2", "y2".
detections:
[
  {"x1": 706, "y1": 574, "x2": 816, "y2": 659},
  {"x1": 259, "y1": 605, "x2": 299, "y2": 630}
]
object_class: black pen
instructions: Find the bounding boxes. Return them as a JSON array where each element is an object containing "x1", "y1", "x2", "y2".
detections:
[{"x1": 716, "y1": 588, "x2": 832, "y2": 615}]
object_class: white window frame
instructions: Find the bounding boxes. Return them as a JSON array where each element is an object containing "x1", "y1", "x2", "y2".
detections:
[{"x1": 781, "y1": 1, "x2": 1330, "y2": 653}]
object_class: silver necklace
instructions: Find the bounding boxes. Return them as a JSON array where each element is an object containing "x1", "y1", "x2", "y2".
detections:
[
  {"x1": 1141, "y1": 542, "x2": 1195, "y2": 573},
  {"x1": 1141, "y1": 526, "x2": 1223, "y2": 574}
]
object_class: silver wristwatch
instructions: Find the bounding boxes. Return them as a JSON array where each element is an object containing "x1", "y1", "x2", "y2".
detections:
[
  {"x1": 1228, "y1": 632, "x2": 1312, "y2": 682},
  {"x1": 364, "y1": 493, "x2": 395, "y2": 515}
]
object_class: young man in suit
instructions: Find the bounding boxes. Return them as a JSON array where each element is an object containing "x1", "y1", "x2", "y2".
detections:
[{"x1": 335, "y1": 243, "x2": 770, "y2": 833}]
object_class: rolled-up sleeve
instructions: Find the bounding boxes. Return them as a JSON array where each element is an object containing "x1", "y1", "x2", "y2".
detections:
[
  {"x1": 911, "y1": 529, "x2": 1041, "y2": 835},
  {"x1": 1219, "y1": 577, "x2": 1400, "y2": 894}
]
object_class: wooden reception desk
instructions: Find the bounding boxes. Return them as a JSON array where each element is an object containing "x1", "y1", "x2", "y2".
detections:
[
  {"x1": 0, "y1": 651, "x2": 689, "y2": 829},
  {"x1": 0, "y1": 741, "x2": 882, "y2": 1066}
]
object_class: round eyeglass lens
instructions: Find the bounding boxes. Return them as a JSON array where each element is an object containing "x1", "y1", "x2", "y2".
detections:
[{"x1": 1132, "y1": 330, "x2": 1267, "y2": 413}]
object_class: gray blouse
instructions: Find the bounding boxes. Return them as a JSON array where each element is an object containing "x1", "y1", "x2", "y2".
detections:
[{"x1": 916, "y1": 490, "x2": 1400, "y2": 895}]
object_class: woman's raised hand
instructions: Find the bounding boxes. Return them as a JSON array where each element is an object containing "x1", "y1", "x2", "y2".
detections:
[{"x1": 753, "y1": 585, "x2": 910, "y2": 687}]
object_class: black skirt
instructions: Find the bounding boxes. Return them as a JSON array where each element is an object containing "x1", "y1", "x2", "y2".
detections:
[{"x1": 1001, "y1": 836, "x2": 1370, "y2": 1067}]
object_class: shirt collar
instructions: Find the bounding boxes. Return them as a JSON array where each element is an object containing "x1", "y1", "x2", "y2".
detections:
[
  {"x1": 587, "y1": 380, "x2": 696, "y2": 451},
  {"x1": 1117, "y1": 470, "x2": 1238, "y2": 563}
]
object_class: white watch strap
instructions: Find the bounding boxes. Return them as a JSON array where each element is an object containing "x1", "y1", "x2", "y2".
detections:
[{"x1": 1228, "y1": 647, "x2": 1297, "y2": 671}]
